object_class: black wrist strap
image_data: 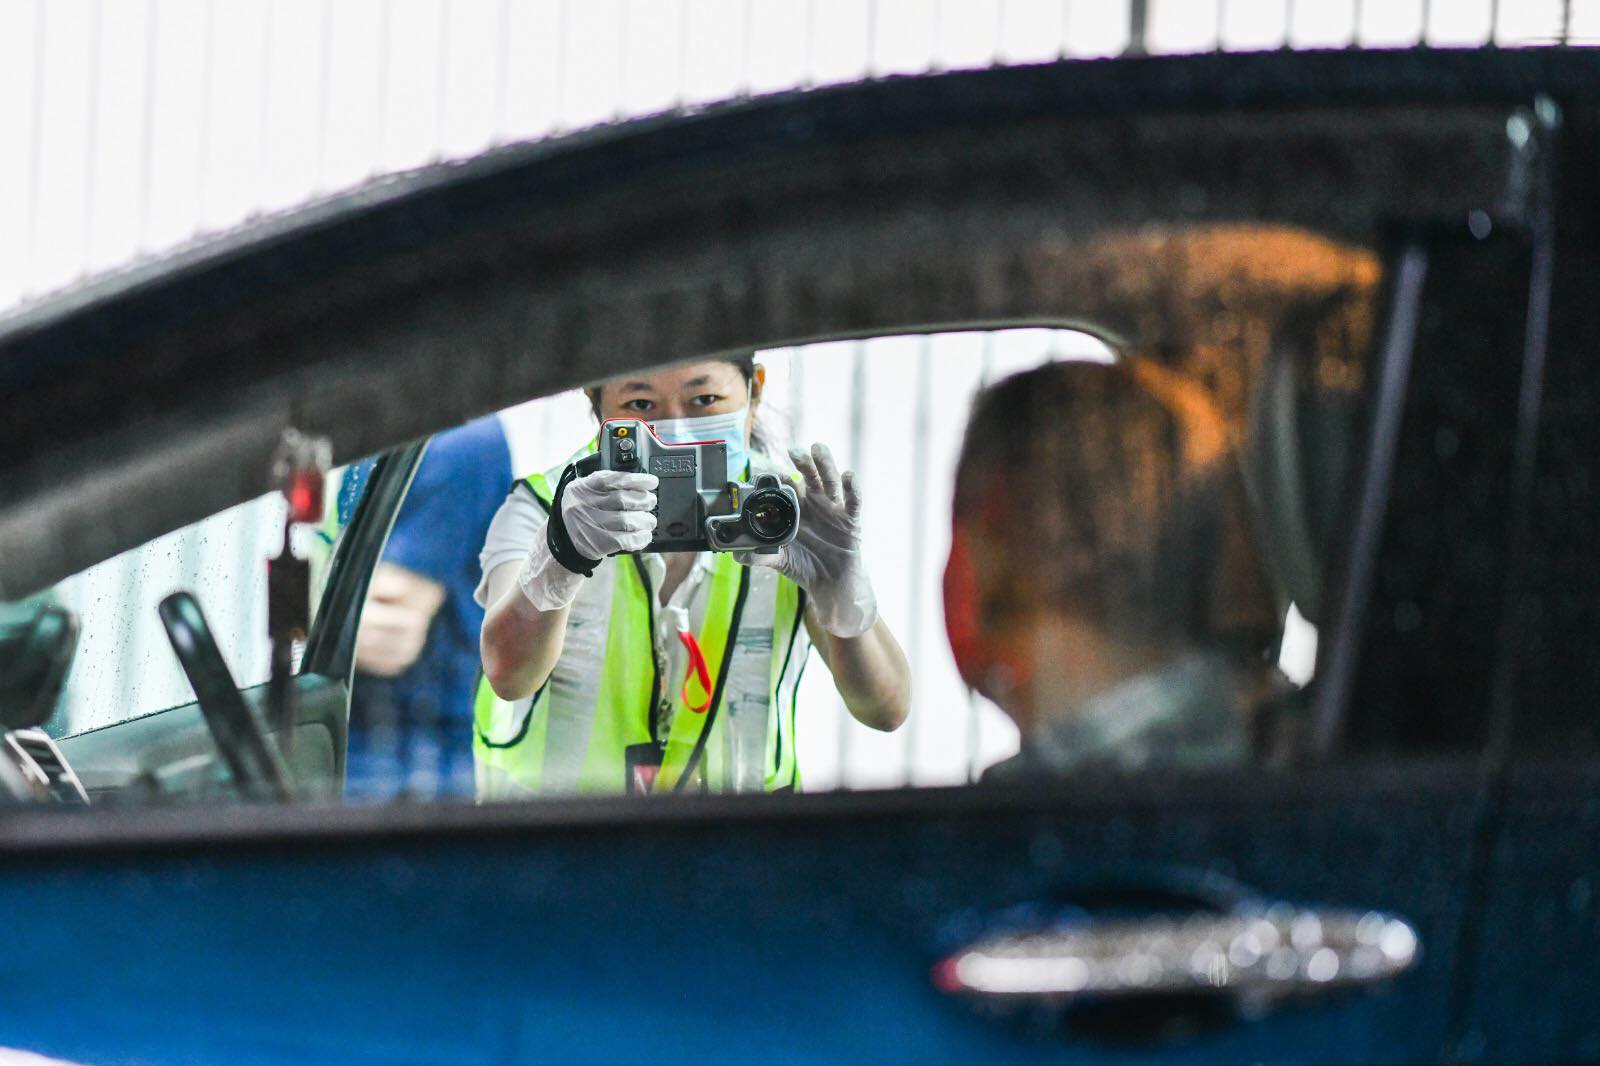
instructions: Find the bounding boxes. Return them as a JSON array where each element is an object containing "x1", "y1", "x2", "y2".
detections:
[{"x1": 546, "y1": 463, "x2": 601, "y2": 577}]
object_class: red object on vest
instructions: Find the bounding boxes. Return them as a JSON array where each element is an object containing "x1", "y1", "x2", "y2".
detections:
[{"x1": 677, "y1": 629, "x2": 713, "y2": 713}]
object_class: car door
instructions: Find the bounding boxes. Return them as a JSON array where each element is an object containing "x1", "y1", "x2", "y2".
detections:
[
  {"x1": 0, "y1": 51, "x2": 1585, "y2": 1065},
  {"x1": 1452, "y1": 100, "x2": 1600, "y2": 1064}
]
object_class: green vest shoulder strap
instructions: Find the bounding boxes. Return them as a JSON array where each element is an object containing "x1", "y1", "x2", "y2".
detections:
[
  {"x1": 521, "y1": 472, "x2": 553, "y2": 511},
  {"x1": 520, "y1": 438, "x2": 596, "y2": 511}
]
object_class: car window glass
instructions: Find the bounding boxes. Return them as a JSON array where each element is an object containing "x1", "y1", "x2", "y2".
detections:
[
  {"x1": 349, "y1": 216, "x2": 1379, "y2": 804},
  {"x1": 19, "y1": 223, "x2": 1379, "y2": 809},
  {"x1": 42, "y1": 491, "x2": 297, "y2": 738}
]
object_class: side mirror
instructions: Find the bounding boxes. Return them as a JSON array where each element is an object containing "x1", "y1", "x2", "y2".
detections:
[{"x1": 0, "y1": 603, "x2": 79, "y2": 731}]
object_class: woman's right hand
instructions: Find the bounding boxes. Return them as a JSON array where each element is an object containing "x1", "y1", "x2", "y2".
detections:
[
  {"x1": 559, "y1": 469, "x2": 659, "y2": 563},
  {"x1": 509, "y1": 468, "x2": 658, "y2": 618},
  {"x1": 487, "y1": 468, "x2": 660, "y2": 699}
]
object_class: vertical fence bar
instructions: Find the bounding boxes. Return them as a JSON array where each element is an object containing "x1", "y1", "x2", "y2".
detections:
[
  {"x1": 901, "y1": 335, "x2": 933, "y2": 787},
  {"x1": 493, "y1": 0, "x2": 512, "y2": 140},
  {"x1": 613, "y1": 0, "x2": 629, "y2": 120},
  {"x1": 433, "y1": 0, "x2": 450, "y2": 160},
  {"x1": 112, "y1": 547, "x2": 147, "y2": 728},
  {"x1": 256, "y1": 0, "x2": 274, "y2": 215},
  {"x1": 738, "y1": 0, "x2": 754, "y2": 97},
  {"x1": 313, "y1": 0, "x2": 332, "y2": 190},
  {"x1": 81, "y1": 0, "x2": 105, "y2": 277},
  {"x1": 137, "y1": 0, "x2": 160, "y2": 249},
  {"x1": 22, "y1": 0, "x2": 47, "y2": 297},
  {"x1": 373, "y1": 0, "x2": 391, "y2": 176},
  {"x1": 790, "y1": 346, "x2": 806, "y2": 445},
  {"x1": 553, "y1": 0, "x2": 569, "y2": 130},
  {"x1": 195, "y1": 0, "x2": 216, "y2": 229},
  {"x1": 676, "y1": 0, "x2": 691, "y2": 105},
  {"x1": 1125, "y1": 0, "x2": 1148, "y2": 55},
  {"x1": 801, "y1": 0, "x2": 815, "y2": 88},
  {"x1": 239, "y1": 501, "x2": 262, "y2": 687},
  {"x1": 837, "y1": 338, "x2": 867, "y2": 787},
  {"x1": 866, "y1": 0, "x2": 880, "y2": 77},
  {"x1": 964, "y1": 330, "x2": 996, "y2": 782}
]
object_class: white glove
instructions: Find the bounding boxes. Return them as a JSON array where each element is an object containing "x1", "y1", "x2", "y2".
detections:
[
  {"x1": 517, "y1": 469, "x2": 657, "y2": 612},
  {"x1": 739, "y1": 444, "x2": 878, "y2": 638}
]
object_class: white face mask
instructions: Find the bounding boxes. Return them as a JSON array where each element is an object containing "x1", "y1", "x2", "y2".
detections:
[{"x1": 648, "y1": 406, "x2": 751, "y2": 476}]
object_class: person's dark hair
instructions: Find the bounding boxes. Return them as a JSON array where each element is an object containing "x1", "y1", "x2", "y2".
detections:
[
  {"x1": 584, "y1": 354, "x2": 757, "y2": 418},
  {"x1": 953, "y1": 359, "x2": 1273, "y2": 654}
]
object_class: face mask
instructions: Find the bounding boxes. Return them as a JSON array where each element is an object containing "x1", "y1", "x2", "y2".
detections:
[{"x1": 649, "y1": 406, "x2": 751, "y2": 477}]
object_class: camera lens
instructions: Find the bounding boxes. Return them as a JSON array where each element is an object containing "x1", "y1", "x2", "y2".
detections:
[{"x1": 744, "y1": 490, "x2": 796, "y2": 543}]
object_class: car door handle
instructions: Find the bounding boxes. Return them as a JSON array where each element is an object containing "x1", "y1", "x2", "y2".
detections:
[{"x1": 934, "y1": 904, "x2": 1419, "y2": 1005}]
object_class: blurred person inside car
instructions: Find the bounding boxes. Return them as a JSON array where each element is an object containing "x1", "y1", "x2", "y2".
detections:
[
  {"x1": 943, "y1": 357, "x2": 1281, "y2": 778},
  {"x1": 473, "y1": 355, "x2": 911, "y2": 797},
  {"x1": 343, "y1": 416, "x2": 514, "y2": 800}
]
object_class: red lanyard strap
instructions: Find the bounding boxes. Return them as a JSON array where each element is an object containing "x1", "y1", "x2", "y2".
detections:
[{"x1": 677, "y1": 629, "x2": 713, "y2": 713}]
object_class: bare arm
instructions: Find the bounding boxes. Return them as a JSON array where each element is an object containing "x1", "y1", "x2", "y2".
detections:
[
  {"x1": 355, "y1": 562, "x2": 447, "y2": 677},
  {"x1": 479, "y1": 561, "x2": 573, "y2": 701},
  {"x1": 806, "y1": 612, "x2": 911, "y2": 731}
]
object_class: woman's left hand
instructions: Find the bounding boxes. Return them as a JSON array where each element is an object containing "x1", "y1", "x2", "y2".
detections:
[{"x1": 737, "y1": 443, "x2": 879, "y2": 638}]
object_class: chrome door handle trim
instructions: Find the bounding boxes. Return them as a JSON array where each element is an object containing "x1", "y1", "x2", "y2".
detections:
[{"x1": 934, "y1": 905, "x2": 1419, "y2": 1002}]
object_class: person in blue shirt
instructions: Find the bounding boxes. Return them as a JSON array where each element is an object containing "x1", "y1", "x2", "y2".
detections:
[{"x1": 345, "y1": 416, "x2": 513, "y2": 801}]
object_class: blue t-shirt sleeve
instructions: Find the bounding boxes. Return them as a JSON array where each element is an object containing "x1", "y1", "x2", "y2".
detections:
[{"x1": 381, "y1": 418, "x2": 513, "y2": 585}]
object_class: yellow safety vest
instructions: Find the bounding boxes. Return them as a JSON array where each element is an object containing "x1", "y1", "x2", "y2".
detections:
[{"x1": 473, "y1": 450, "x2": 811, "y2": 798}]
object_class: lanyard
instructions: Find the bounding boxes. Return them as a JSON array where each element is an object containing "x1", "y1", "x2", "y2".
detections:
[{"x1": 676, "y1": 628, "x2": 713, "y2": 713}]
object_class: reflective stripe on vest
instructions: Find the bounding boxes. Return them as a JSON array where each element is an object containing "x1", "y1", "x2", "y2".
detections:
[{"x1": 473, "y1": 451, "x2": 810, "y2": 797}]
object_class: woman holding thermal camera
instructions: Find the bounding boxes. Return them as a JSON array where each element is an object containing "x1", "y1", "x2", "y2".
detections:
[{"x1": 473, "y1": 356, "x2": 909, "y2": 798}]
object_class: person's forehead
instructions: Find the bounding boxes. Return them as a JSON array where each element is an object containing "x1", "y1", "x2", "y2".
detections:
[{"x1": 608, "y1": 361, "x2": 742, "y2": 395}]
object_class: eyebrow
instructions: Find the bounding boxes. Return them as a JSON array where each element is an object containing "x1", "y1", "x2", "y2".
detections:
[{"x1": 617, "y1": 375, "x2": 718, "y2": 395}]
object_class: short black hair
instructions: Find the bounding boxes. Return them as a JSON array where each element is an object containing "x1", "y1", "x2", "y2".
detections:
[{"x1": 954, "y1": 359, "x2": 1271, "y2": 653}]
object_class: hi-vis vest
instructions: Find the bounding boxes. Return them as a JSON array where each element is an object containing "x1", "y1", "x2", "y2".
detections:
[{"x1": 473, "y1": 450, "x2": 812, "y2": 798}]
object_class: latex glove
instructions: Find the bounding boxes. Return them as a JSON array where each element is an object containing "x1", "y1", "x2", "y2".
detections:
[
  {"x1": 739, "y1": 444, "x2": 878, "y2": 638},
  {"x1": 560, "y1": 469, "x2": 659, "y2": 562},
  {"x1": 517, "y1": 469, "x2": 657, "y2": 611}
]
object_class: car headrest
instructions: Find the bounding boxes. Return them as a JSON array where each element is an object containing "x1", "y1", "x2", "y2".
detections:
[{"x1": 1241, "y1": 332, "x2": 1360, "y2": 627}]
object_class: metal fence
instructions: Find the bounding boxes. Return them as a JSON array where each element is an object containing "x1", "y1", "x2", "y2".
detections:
[{"x1": 5, "y1": 0, "x2": 1594, "y2": 312}]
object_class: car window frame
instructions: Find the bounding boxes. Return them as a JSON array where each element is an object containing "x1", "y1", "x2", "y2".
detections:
[{"x1": 0, "y1": 47, "x2": 1574, "y2": 832}]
